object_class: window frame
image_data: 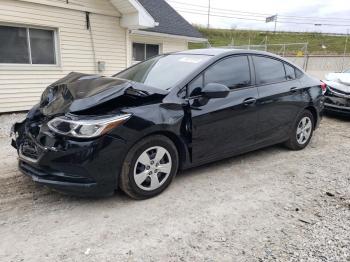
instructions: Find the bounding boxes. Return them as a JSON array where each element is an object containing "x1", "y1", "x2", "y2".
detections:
[
  {"x1": 132, "y1": 42, "x2": 161, "y2": 63},
  {"x1": 295, "y1": 67, "x2": 304, "y2": 79},
  {"x1": 284, "y1": 61, "x2": 304, "y2": 80},
  {"x1": 0, "y1": 23, "x2": 60, "y2": 69},
  {"x1": 252, "y1": 55, "x2": 288, "y2": 86},
  {"x1": 251, "y1": 55, "x2": 303, "y2": 86},
  {"x1": 184, "y1": 54, "x2": 255, "y2": 98},
  {"x1": 284, "y1": 62, "x2": 297, "y2": 80}
]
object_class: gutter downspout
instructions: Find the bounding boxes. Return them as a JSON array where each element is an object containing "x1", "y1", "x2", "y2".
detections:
[
  {"x1": 86, "y1": 12, "x2": 98, "y2": 74},
  {"x1": 126, "y1": 29, "x2": 131, "y2": 68}
]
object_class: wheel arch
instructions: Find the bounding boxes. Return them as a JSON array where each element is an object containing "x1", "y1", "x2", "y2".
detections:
[
  {"x1": 147, "y1": 131, "x2": 190, "y2": 170},
  {"x1": 127, "y1": 130, "x2": 190, "y2": 171},
  {"x1": 305, "y1": 106, "x2": 318, "y2": 129}
]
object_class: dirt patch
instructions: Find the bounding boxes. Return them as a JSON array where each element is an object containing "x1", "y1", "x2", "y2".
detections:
[
  {"x1": 0, "y1": 115, "x2": 349, "y2": 261},
  {"x1": 0, "y1": 113, "x2": 26, "y2": 138}
]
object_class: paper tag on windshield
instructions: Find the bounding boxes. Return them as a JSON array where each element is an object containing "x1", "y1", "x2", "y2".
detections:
[{"x1": 179, "y1": 57, "x2": 203, "y2": 63}]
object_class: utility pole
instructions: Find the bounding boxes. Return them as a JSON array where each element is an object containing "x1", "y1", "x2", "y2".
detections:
[
  {"x1": 274, "y1": 14, "x2": 278, "y2": 33},
  {"x1": 207, "y1": 0, "x2": 211, "y2": 29},
  {"x1": 342, "y1": 29, "x2": 349, "y2": 71},
  {"x1": 230, "y1": 24, "x2": 236, "y2": 47}
]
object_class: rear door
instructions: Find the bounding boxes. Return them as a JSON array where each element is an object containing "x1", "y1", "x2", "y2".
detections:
[
  {"x1": 189, "y1": 55, "x2": 259, "y2": 163},
  {"x1": 252, "y1": 55, "x2": 303, "y2": 144}
]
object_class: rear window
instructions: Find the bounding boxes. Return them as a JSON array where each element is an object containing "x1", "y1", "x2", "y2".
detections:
[
  {"x1": 253, "y1": 56, "x2": 286, "y2": 85},
  {"x1": 284, "y1": 63, "x2": 296, "y2": 80},
  {"x1": 295, "y1": 68, "x2": 304, "y2": 78}
]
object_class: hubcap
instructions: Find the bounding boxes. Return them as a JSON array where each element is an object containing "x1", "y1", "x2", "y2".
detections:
[
  {"x1": 296, "y1": 116, "x2": 312, "y2": 145},
  {"x1": 133, "y1": 146, "x2": 172, "y2": 191}
]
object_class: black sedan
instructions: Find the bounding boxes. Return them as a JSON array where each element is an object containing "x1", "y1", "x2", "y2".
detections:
[{"x1": 12, "y1": 49, "x2": 324, "y2": 199}]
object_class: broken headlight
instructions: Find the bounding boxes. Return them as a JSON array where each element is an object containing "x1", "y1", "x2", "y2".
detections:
[{"x1": 48, "y1": 114, "x2": 132, "y2": 138}]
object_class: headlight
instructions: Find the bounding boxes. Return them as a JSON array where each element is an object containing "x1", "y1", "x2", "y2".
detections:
[{"x1": 48, "y1": 114, "x2": 132, "y2": 138}]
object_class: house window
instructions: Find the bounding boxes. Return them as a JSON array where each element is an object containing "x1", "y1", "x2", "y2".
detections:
[
  {"x1": 132, "y1": 43, "x2": 160, "y2": 62},
  {"x1": 0, "y1": 25, "x2": 57, "y2": 64}
]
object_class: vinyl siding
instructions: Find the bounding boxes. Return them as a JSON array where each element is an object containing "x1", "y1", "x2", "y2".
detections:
[
  {"x1": 0, "y1": 0, "x2": 126, "y2": 113},
  {"x1": 16, "y1": 0, "x2": 120, "y2": 16},
  {"x1": 163, "y1": 38, "x2": 188, "y2": 53}
]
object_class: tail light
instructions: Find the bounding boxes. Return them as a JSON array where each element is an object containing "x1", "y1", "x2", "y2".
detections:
[{"x1": 320, "y1": 82, "x2": 327, "y2": 94}]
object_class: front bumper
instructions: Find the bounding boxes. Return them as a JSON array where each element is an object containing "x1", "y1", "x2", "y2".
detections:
[
  {"x1": 324, "y1": 103, "x2": 350, "y2": 116},
  {"x1": 324, "y1": 89, "x2": 350, "y2": 116},
  {"x1": 12, "y1": 121, "x2": 128, "y2": 197}
]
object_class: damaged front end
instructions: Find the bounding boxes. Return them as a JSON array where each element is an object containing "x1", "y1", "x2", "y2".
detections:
[
  {"x1": 11, "y1": 72, "x2": 171, "y2": 196},
  {"x1": 323, "y1": 74, "x2": 350, "y2": 116}
]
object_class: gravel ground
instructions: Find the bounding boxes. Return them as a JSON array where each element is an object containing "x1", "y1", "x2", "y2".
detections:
[{"x1": 0, "y1": 113, "x2": 349, "y2": 262}]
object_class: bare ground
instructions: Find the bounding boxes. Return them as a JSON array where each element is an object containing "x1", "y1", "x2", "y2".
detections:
[{"x1": 0, "y1": 114, "x2": 349, "y2": 262}]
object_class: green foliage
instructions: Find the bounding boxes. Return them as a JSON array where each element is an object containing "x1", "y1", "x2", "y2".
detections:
[{"x1": 190, "y1": 27, "x2": 348, "y2": 55}]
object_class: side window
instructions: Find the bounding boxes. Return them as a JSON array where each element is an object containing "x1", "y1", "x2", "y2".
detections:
[
  {"x1": 295, "y1": 68, "x2": 304, "y2": 78},
  {"x1": 284, "y1": 63, "x2": 296, "y2": 80},
  {"x1": 204, "y1": 56, "x2": 251, "y2": 89},
  {"x1": 253, "y1": 56, "x2": 286, "y2": 85}
]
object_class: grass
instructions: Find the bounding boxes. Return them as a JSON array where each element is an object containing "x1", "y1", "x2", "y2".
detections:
[{"x1": 190, "y1": 27, "x2": 349, "y2": 55}]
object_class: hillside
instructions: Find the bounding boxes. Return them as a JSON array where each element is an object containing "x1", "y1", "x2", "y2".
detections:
[{"x1": 190, "y1": 27, "x2": 349, "y2": 55}]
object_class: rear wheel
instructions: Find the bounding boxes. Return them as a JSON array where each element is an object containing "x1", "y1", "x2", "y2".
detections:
[
  {"x1": 120, "y1": 135, "x2": 178, "y2": 199},
  {"x1": 285, "y1": 110, "x2": 314, "y2": 150}
]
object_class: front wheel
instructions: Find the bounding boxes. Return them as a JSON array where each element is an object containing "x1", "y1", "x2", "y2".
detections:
[
  {"x1": 120, "y1": 135, "x2": 179, "y2": 199},
  {"x1": 285, "y1": 110, "x2": 314, "y2": 150}
]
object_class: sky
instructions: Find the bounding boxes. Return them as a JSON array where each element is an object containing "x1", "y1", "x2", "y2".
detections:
[{"x1": 166, "y1": 0, "x2": 350, "y2": 34}]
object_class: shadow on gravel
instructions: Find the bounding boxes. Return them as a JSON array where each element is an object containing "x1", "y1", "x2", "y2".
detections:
[
  {"x1": 323, "y1": 112, "x2": 350, "y2": 121},
  {"x1": 176, "y1": 144, "x2": 284, "y2": 181},
  {"x1": 1, "y1": 143, "x2": 285, "y2": 211}
]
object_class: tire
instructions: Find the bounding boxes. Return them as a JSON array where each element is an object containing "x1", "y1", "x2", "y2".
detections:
[
  {"x1": 285, "y1": 110, "x2": 314, "y2": 150},
  {"x1": 120, "y1": 135, "x2": 179, "y2": 200}
]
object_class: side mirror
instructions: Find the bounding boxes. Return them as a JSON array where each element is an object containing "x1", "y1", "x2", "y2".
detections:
[{"x1": 201, "y1": 83, "x2": 230, "y2": 99}]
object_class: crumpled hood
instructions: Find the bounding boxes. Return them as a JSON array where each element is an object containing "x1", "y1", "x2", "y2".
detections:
[
  {"x1": 324, "y1": 72, "x2": 350, "y2": 94},
  {"x1": 39, "y1": 72, "x2": 169, "y2": 116},
  {"x1": 325, "y1": 72, "x2": 350, "y2": 85}
]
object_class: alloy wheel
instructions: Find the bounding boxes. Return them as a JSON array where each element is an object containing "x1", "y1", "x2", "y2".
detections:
[
  {"x1": 296, "y1": 116, "x2": 312, "y2": 145},
  {"x1": 133, "y1": 146, "x2": 172, "y2": 191}
]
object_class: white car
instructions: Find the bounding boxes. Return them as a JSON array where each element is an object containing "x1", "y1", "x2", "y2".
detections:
[{"x1": 323, "y1": 69, "x2": 350, "y2": 116}]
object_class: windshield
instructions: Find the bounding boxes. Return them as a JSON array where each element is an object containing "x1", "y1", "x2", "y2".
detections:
[{"x1": 115, "y1": 54, "x2": 211, "y2": 90}]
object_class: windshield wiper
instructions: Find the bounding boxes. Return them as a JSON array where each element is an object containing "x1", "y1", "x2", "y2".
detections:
[{"x1": 125, "y1": 87, "x2": 150, "y2": 97}]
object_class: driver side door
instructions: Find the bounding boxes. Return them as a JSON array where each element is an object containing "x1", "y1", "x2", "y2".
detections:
[{"x1": 188, "y1": 55, "x2": 259, "y2": 164}]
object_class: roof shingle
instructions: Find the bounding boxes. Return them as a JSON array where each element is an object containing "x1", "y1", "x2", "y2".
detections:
[{"x1": 137, "y1": 0, "x2": 204, "y2": 39}]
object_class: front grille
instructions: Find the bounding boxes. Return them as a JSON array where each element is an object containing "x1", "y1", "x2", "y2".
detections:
[{"x1": 20, "y1": 139, "x2": 42, "y2": 160}]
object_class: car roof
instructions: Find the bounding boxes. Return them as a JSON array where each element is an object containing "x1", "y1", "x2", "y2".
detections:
[
  {"x1": 175, "y1": 48, "x2": 304, "y2": 71},
  {"x1": 176, "y1": 48, "x2": 277, "y2": 57}
]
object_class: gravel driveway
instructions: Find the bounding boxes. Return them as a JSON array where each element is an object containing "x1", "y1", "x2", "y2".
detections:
[{"x1": 0, "y1": 113, "x2": 349, "y2": 262}]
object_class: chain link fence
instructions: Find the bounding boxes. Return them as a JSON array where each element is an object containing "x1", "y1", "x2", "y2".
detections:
[
  {"x1": 216, "y1": 42, "x2": 309, "y2": 69},
  {"x1": 214, "y1": 42, "x2": 350, "y2": 78}
]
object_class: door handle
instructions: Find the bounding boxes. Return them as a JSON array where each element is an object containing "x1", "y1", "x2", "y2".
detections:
[
  {"x1": 243, "y1": 97, "x2": 257, "y2": 106},
  {"x1": 290, "y1": 87, "x2": 298, "y2": 93}
]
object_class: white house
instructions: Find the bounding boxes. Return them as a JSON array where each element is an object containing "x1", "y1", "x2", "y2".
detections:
[{"x1": 0, "y1": 0, "x2": 206, "y2": 113}]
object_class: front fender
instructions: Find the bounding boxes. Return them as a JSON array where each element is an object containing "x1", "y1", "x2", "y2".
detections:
[{"x1": 113, "y1": 102, "x2": 192, "y2": 169}]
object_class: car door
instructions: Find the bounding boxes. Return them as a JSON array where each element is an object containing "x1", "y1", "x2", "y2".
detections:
[
  {"x1": 252, "y1": 55, "x2": 303, "y2": 144},
  {"x1": 188, "y1": 55, "x2": 259, "y2": 163}
]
